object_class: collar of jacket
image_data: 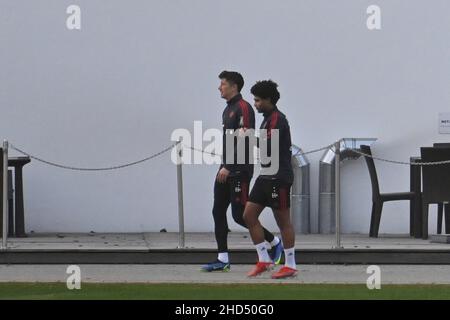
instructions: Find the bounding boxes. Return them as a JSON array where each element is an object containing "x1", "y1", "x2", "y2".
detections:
[
  {"x1": 226, "y1": 93, "x2": 242, "y2": 105},
  {"x1": 263, "y1": 105, "x2": 278, "y2": 118}
]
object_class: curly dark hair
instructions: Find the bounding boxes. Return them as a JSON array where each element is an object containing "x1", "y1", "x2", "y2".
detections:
[
  {"x1": 218, "y1": 70, "x2": 244, "y2": 92},
  {"x1": 250, "y1": 80, "x2": 280, "y2": 105}
]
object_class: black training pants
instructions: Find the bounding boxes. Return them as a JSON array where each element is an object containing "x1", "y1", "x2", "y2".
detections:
[{"x1": 212, "y1": 173, "x2": 275, "y2": 252}]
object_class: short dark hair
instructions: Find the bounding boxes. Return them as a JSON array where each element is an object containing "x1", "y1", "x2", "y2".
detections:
[
  {"x1": 218, "y1": 70, "x2": 244, "y2": 92},
  {"x1": 250, "y1": 80, "x2": 280, "y2": 105}
]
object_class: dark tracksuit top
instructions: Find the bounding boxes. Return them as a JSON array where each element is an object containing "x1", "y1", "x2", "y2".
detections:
[
  {"x1": 259, "y1": 106, "x2": 294, "y2": 185},
  {"x1": 220, "y1": 93, "x2": 255, "y2": 178}
]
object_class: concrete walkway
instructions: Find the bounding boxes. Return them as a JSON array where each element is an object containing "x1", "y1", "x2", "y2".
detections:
[
  {"x1": 4, "y1": 232, "x2": 450, "y2": 251},
  {"x1": 1, "y1": 264, "x2": 450, "y2": 284}
]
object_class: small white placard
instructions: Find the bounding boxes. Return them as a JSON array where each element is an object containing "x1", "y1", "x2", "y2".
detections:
[{"x1": 439, "y1": 113, "x2": 450, "y2": 134}]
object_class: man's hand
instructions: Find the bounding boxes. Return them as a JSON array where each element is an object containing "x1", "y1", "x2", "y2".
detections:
[
  {"x1": 216, "y1": 167, "x2": 230, "y2": 183},
  {"x1": 238, "y1": 127, "x2": 247, "y2": 136}
]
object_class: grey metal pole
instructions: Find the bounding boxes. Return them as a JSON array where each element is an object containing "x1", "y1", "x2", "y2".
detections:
[
  {"x1": 2, "y1": 140, "x2": 8, "y2": 249},
  {"x1": 334, "y1": 139, "x2": 342, "y2": 249},
  {"x1": 176, "y1": 140, "x2": 185, "y2": 249}
]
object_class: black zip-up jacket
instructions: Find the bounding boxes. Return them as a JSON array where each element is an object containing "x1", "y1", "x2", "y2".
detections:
[
  {"x1": 220, "y1": 94, "x2": 255, "y2": 178},
  {"x1": 259, "y1": 106, "x2": 294, "y2": 184}
]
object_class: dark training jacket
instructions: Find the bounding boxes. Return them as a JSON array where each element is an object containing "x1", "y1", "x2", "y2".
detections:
[
  {"x1": 220, "y1": 93, "x2": 255, "y2": 178},
  {"x1": 259, "y1": 106, "x2": 294, "y2": 185}
]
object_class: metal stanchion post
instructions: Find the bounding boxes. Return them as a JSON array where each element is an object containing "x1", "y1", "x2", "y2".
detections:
[
  {"x1": 176, "y1": 140, "x2": 185, "y2": 249},
  {"x1": 2, "y1": 140, "x2": 8, "y2": 249},
  {"x1": 334, "y1": 139, "x2": 343, "y2": 249}
]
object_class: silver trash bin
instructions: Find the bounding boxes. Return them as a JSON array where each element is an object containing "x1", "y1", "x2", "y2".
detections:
[
  {"x1": 318, "y1": 138, "x2": 377, "y2": 234},
  {"x1": 291, "y1": 144, "x2": 310, "y2": 234}
]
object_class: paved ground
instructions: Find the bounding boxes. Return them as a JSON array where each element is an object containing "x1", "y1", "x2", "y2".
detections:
[
  {"x1": 3, "y1": 232, "x2": 450, "y2": 251},
  {"x1": 1, "y1": 264, "x2": 450, "y2": 284}
]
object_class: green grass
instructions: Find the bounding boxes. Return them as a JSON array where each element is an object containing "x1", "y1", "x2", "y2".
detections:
[{"x1": 0, "y1": 283, "x2": 449, "y2": 300}]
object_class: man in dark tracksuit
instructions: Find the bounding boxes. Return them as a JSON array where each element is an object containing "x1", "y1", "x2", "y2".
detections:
[
  {"x1": 244, "y1": 80, "x2": 297, "y2": 279},
  {"x1": 201, "y1": 71, "x2": 283, "y2": 272}
]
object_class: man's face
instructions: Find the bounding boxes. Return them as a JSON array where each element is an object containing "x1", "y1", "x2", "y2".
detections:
[
  {"x1": 253, "y1": 96, "x2": 272, "y2": 113},
  {"x1": 218, "y1": 79, "x2": 237, "y2": 101}
]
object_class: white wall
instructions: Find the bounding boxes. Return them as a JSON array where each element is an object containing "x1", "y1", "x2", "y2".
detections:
[{"x1": 1, "y1": 0, "x2": 448, "y2": 233}]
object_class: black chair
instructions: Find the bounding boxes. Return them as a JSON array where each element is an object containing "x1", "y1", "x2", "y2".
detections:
[
  {"x1": 420, "y1": 147, "x2": 450, "y2": 239},
  {"x1": 361, "y1": 145, "x2": 417, "y2": 237},
  {"x1": 433, "y1": 143, "x2": 450, "y2": 234}
]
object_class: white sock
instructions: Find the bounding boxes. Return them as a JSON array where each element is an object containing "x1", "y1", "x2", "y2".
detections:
[
  {"x1": 284, "y1": 247, "x2": 296, "y2": 269},
  {"x1": 270, "y1": 236, "x2": 280, "y2": 247},
  {"x1": 218, "y1": 252, "x2": 229, "y2": 263},
  {"x1": 255, "y1": 242, "x2": 272, "y2": 263},
  {"x1": 265, "y1": 241, "x2": 271, "y2": 250}
]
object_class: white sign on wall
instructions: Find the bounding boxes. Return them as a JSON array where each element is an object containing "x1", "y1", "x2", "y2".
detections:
[{"x1": 439, "y1": 113, "x2": 450, "y2": 134}]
